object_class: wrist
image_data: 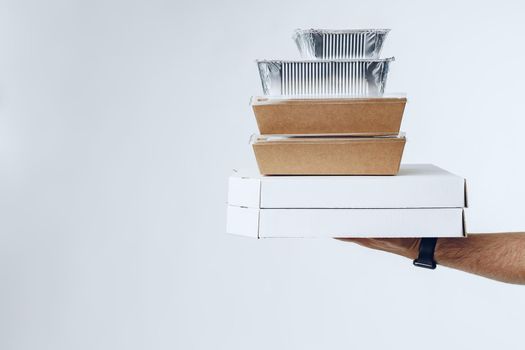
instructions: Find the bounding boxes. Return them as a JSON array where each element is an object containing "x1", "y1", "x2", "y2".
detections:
[{"x1": 433, "y1": 238, "x2": 449, "y2": 264}]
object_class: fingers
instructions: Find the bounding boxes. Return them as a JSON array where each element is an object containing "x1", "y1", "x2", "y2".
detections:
[
  {"x1": 334, "y1": 238, "x2": 375, "y2": 247},
  {"x1": 335, "y1": 237, "x2": 420, "y2": 259}
]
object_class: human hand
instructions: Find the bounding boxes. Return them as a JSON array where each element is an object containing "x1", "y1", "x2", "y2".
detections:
[
  {"x1": 337, "y1": 234, "x2": 525, "y2": 284},
  {"x1": 336, "y1": 238, "x2": 421, "y2": 260}
]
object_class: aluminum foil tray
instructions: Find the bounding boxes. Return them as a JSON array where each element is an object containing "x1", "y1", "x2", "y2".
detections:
[
  {"x1": 257, "y1": 58, "x2": 393, "y2": 97},
  {"x1": 293, "y1": 29, "x2": 390, "y2": 59}
]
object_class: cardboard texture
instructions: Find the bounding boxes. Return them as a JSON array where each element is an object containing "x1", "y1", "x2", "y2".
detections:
[
  {"x1": 226, "y1": 164, "x2": 468, "y2": 238},
  {"x1": 251, "y1": 96, "x2": 406, "y2": 135},
  {"x1": 252, "y1": 135, "x2": 406, "y2": 175}
]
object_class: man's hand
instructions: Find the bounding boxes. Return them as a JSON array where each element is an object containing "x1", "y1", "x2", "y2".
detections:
[{"x1": 338, "y1": 234, "x2": 525, "y2": 285}]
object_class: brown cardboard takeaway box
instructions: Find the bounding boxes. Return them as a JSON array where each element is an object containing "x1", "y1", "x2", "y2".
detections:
[
  {"x1": 251, "y1": 96, "x2": 407, "y2": 135},
  {"x1": 252, "y1": 134, "x2": 406, "y2": 175}
]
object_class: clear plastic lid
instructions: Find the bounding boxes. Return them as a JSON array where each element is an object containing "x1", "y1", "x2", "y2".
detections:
[{"x1": 250, "y1": 132, "x2": 406, "y2": 144}]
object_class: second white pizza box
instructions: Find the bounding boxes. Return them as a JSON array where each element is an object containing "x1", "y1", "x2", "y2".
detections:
[{"x1": 226, "y1": 206, "x2": 466, "y2": 238}]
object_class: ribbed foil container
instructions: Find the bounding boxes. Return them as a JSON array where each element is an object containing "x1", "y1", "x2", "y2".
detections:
[
  {"x1": 293, "y1": 29, "x2": 390, "y2": 59},
  {"x1": 257, "y1": 58, "x2": 393, "y2": 97}
]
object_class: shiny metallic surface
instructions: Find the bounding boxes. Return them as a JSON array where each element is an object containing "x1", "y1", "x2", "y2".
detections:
[
  {"x1": 257, "y1": 58, "x2": 393, "y2": 97},
  {"x1": 293, "y1": 29, "x2": 390, "y2": 59}
]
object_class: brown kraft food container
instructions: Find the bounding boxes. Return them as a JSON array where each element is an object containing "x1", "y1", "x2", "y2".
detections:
[
  {"x1": 252, "y1": 135, "x2": 406, "y2": 175},
  {"x1": 251, "y1": 96, "x2": 406, "y2": 135}
]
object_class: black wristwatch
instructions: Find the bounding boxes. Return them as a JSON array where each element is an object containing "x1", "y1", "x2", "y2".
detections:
[{"x1": 413, "y1": 238, "x2": 438, "y2": 269}]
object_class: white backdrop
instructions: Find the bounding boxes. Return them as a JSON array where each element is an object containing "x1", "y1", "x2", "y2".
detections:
[{"x1": 1, "y1": 0, "x2": 524, "y2": 349}]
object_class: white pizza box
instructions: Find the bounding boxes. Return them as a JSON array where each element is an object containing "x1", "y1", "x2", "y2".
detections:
[
  {"x1": 226, "y1": 164, "x2": 468, "y2": 238},
  {"x1": 226, "y1": 206, "x2": 466, "y2": 238},
  {"x1": 228, "y1": 164, "x2": 467, "y2": 209}
]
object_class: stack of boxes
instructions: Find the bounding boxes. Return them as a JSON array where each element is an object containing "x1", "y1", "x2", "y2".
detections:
[
  {"x1": 252, "y1": 29, "x2": 404, "y2": 175},
  {"x1": 227, "y1": 29, "x2": 468, "y2": 238}
]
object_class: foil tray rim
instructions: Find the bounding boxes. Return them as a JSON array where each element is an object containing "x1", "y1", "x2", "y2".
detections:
[{"x1": 256, "y1": 57, "x2": 395, "y2": 64}]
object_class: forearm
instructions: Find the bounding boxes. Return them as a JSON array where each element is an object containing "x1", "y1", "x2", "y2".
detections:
[
  {"x1": 434, "y1": 233, "x2": 525, "y2": 284},
  {"x1": 340, "y1": 233, "x2": 525, "y2": 284}
]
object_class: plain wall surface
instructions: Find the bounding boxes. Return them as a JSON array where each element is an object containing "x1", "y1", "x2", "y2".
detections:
[{"x1": 1, "y1": 0, "x2": 525, "y2": 349}]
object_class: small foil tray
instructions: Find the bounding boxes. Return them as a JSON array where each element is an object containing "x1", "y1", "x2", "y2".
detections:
[
  {"x1": 293, "y1": 29, "x2": 390, "y2": 59},
  {"x1": 257, "y1": 58, "x2": 393, "y2": 97}
]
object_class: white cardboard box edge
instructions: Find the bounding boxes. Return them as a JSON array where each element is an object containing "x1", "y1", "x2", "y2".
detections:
[
  {"x1": 228, "y1": 174, "x2": 261, "y2": 208},
  {"x1": 226, "y1": 206, "x2": 259, "y2": 238}
]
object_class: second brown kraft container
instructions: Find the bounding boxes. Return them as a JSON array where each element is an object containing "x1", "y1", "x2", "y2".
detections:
[
  {"x1": 252, "y1": 134, "x2": 406, "y2": 175},
  {"x1": 251, "y1": 96, "x2": 406, "y2": 135}
]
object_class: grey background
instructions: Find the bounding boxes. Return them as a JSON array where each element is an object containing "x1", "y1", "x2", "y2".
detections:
[{"x1": 1, "y1": 0, "x2": 525, "y2": 349}]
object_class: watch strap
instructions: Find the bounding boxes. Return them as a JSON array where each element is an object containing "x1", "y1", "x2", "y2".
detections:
[{"x1": 413, "y1": 238, "x2": 438, "y2": 269}]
